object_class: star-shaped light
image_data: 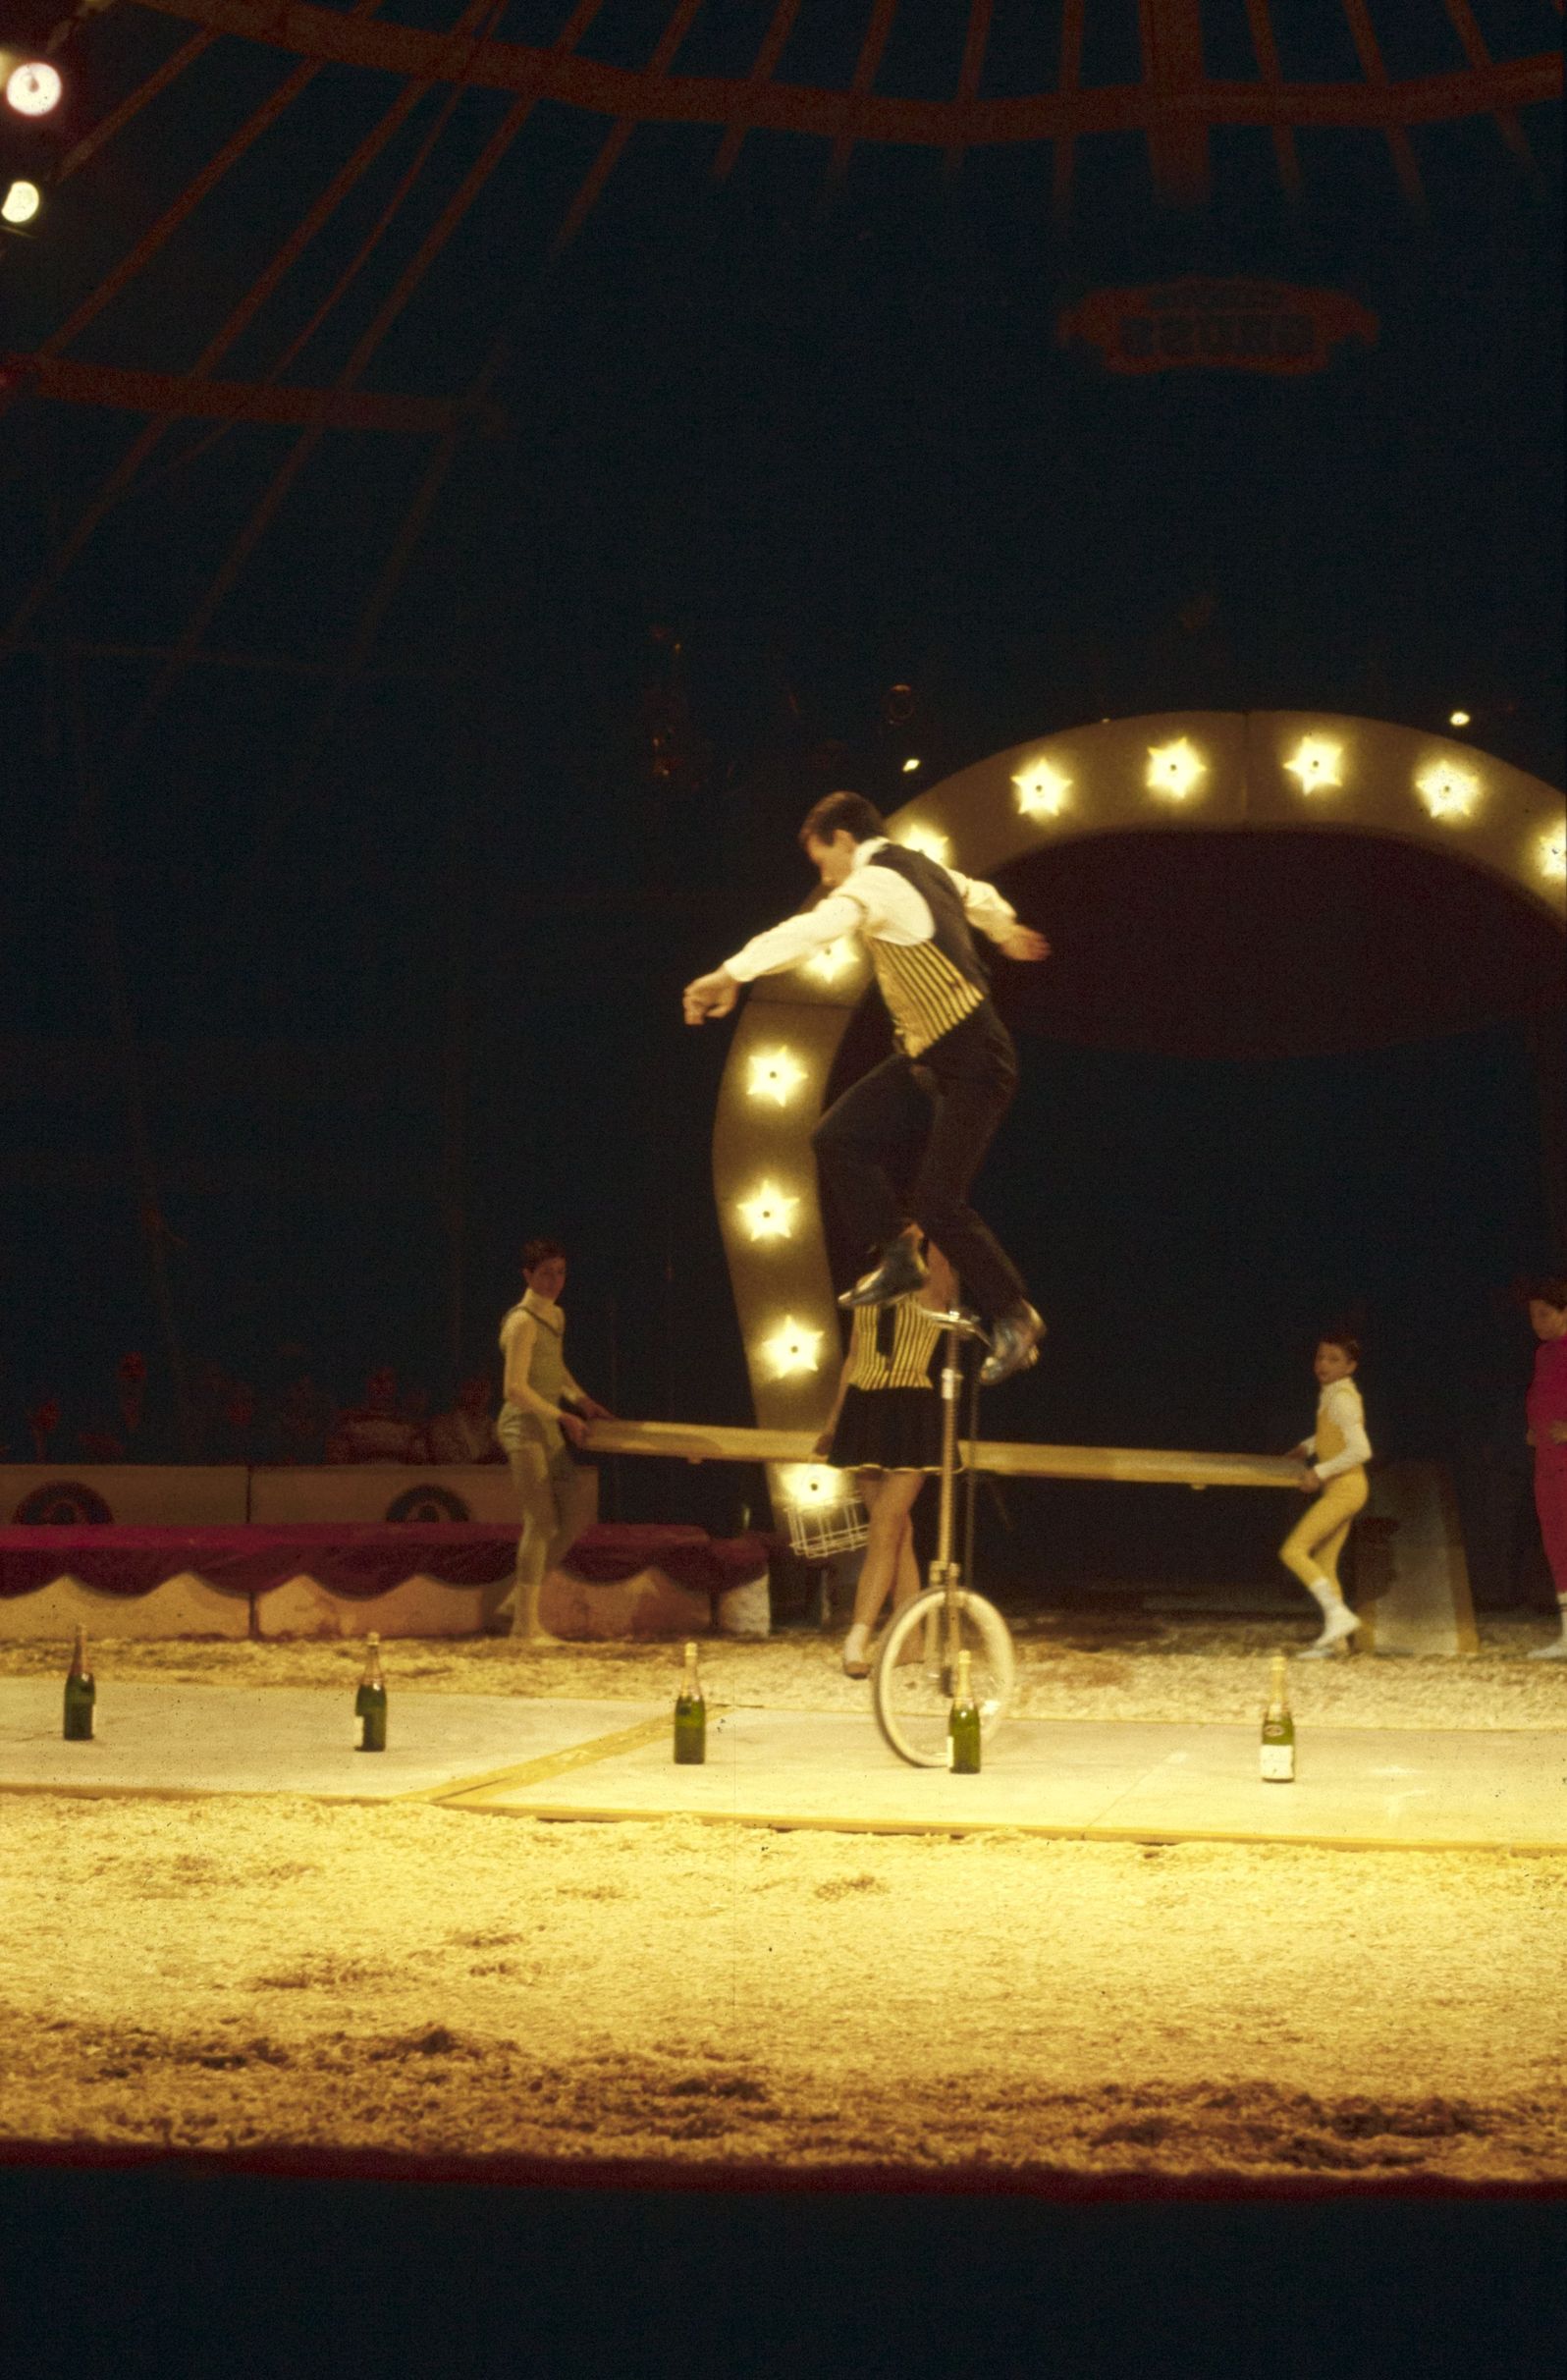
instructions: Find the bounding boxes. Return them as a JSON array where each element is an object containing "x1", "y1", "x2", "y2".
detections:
[
  {"x1": 1146, "y1": 738, "x2": 1207, "y2": 801},
  {"x1": 895, "y1": 823, "x2": 951, "y2": 862},
  {"x1": 757, "y1": 1316, "x2": 825, "y2": 1379},
  {"x1": 6, "y1": 63, "x2": 63, "y2": 118},
  {"x1": 777, "y1": 1463, "x2": 846, "y2": 1509},
  {"x1": 736, "y1": 1180, "x2": 799, "y2": 1243},
  {"x1": 1283, "y1": 736, "x2": 1343, "y2": 795},
  {"x1": 1539, "y1": 823, "x2": 1567, "y2": 885},
  {"x1": 802, "y1": 938, "x2": 858, "y2": 984},
  {"x1": 1415, "y1": 759, "x2": 1481, "y2": 823},
  {"x1": 746, "y1": 1048, "x2": 807, "y2": 1108},
  {"x1": 1013, "y1": 758, "x2": 1072, "y2": 819}
]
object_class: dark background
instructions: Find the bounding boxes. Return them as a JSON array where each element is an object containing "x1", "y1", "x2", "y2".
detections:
[{"x1": 0, "y1": 1, "x2": 1561, "y2": 1596}]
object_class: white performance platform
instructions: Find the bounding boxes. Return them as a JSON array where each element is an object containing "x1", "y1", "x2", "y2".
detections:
[{"x1": 3, "y1": 1681, "x2": 1565, "y2": 1851}]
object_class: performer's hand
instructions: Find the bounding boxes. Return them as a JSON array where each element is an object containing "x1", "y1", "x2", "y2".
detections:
[
  {"x1": 1295, "y1": 1463, "x2": 1319, "y2": 1491},
  {"x1": 576, "y1": 1396, "x2": 614, "y2": 1422},
  {"x1": 682, "y1": 967, "x2": 738, "y2": 1024},
  {"x1": 998, "y1": 925, "x2": 1050, "y2": 963},
  {"x1": 810, "y1": 1432, "x2": 834, "y2": 1460},
  {"x1": 560, "y1": 1411, "x2": 589, "y2": 1448}
]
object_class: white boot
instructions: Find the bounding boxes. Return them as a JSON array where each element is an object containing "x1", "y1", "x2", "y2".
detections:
[
  {"x1": 1297, "y1": 1596, "x2": 1361, "y2": 1658},
  {"x1": 1528, "y1": 1607, "x2": 1567, "y2": 1660}
]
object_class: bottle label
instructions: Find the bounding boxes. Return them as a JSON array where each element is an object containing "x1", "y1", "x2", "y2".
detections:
[
  {"x1": 355, "y1": 1716, "x2": 364, "y2": 1749},
  {"x1": 945, "y1": 1735, "x2": 954, "y2": 1769},
  {"x1": 1260, "y1": 1743, "x2": 1295, "y2": 1782}
]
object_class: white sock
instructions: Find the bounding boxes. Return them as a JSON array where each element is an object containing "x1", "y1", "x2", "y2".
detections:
[
  {"x1": 842, "y1": 1624, "x2": 870, "y2": 1664},
  {"x1": 1305, "y1": 1575, "x2": 1340, "y2": 1613}
]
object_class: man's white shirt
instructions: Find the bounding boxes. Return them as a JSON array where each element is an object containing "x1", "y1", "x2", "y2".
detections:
[{"x1": 723, "y1": 836, "x2": 1017, "y2": 982}]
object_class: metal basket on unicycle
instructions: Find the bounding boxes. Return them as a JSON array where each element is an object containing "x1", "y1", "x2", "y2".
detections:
[
  {"x1": 784, "y1": 1494, "x2": 869, "y2": 1561},
  {"x1": 871, "y1": 1311, "x2": 1016, "y2": 1768}
]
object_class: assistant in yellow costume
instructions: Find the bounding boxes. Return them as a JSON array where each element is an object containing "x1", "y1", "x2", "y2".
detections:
[{"x1": 1279, "y1": 1332, "x2": 1372, "y2": 1657}]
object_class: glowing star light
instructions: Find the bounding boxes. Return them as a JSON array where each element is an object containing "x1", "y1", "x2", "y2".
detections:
[
  {"x1": 1146, "y1": 738, "x2": 1207, "y2": 801},
  {"x1": 1415, "y1": 759, "x2": 1481, "y2": 823},
  {"x1": 1539, "y1": 823, "x2": 1567, "y2": 885},
  {"x1": 895, "y1": 823, "x2": 951, "y2": 863},
  {"x1": 778, "y1": 1463, "x2": 845, "y2": 1509},
  {"x1": 1283, "y1": 736, "x2": 1343, "y2": 795},
  {"x1": 736, "y1": 1180, "x2": 799, "y2": 1243},
  {"x1": 758, "y1": 1316, "x2": 824, "y2": 1380},
  {"x1": 6, "y1": 63, "x2": 63, "y2": 117},
  {"x1": 803, "y1": 938, "x2": 857, "y2": 984},
  {"x1": 1012, "y1": 758, "x2": 1072, "y2": 820},
  {"x1": 1, "y1": 179, "x2": 40, "y2": 225},
  {"x1": 746, "y1": 1048, "x2": 806, "y2": 1108}
]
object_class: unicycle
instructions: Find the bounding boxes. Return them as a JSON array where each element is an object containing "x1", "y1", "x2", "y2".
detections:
[{"x1": 872, "y1": 1310, "x2": 1015, "y2": 1767}]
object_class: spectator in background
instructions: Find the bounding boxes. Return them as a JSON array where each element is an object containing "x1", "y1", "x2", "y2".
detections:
[
  {"x1": 1524, "y1": 1275, "x2": 1567, "y2": 1659},
  {"x1": 27, "y1": 1397, "x2": 61, "y2": 1463},
  {"x1": 427, "y1": 1372, "x2": 504, "y2": 1466},
  {"x1": 75, "y1": 1352, "x2": 173, "y2": 1465},
  {"x1": 271, "y1": 1359, "x2": 333, "y2": 1467},
  {"x1": 327, "y1": 1369, "x2": 429, "y2": 1465},
  {"x1": 210, "y1": 1379, "x2": 263, "y2": 1467}
]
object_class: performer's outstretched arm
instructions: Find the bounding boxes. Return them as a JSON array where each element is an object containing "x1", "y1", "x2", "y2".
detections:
[{"x1": 682, "y1": 888, "x2": 869, "y2": 1023}]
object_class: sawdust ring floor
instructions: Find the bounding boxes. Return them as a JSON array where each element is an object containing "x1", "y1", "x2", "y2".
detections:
[{"x1": 2, "y1": 1619, "x2": 1564, "y2": 2186}]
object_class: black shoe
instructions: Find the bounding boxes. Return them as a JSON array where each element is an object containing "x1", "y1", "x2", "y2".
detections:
[
  {"x1": 838, "y1": 1237, "x2": 929, "y2": 1309},
  {"x1": 980, "y1": 1302, "x2": 1045, "y2": 1386}
]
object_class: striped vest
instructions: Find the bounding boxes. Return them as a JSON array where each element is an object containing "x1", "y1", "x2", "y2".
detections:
[
  {"x1": 862, "y1": 844, "x2": 989, "y2": 1056},
  {"x1": 846, "y1": 1292, "x2": 945, "y2": 1392}
]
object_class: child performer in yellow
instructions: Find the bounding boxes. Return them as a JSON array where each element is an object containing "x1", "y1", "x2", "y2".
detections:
[
  {"x1": 1279, "y1": 1331, "x2": 1372, "y2": 1656},
  {"x1": 813, "y1": 1244, "x2": 959, "y2": 1678}
]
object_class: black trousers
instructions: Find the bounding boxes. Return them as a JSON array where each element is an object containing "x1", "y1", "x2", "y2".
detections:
[{"x1": 811, "y1": 1001, "x2": 1029, "y2": 1322}]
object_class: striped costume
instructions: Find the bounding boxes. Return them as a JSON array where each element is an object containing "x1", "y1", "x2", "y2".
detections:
[{"x1": 827, "y1": 1291, "x2": 950, "y2": 1473}]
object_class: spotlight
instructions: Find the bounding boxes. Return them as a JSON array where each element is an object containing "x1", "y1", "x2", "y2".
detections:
[
  {"x1": 6, "y1": 62, "x2": 63, "y2": 117},
  {"x1": 901, "y1": 757, "x2": 921, "y2": 775},
  {"x1": 2, "y1": 179, "x2": 41, "y2": 225},
  {"x1": 1447, "y1": 710, "x2": 1471, "y2": 729}
]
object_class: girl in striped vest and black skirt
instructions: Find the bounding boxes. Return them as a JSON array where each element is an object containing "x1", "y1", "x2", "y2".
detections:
[{"x1": 814, "y1": 1242, "x2": 959, "y2": 1677}]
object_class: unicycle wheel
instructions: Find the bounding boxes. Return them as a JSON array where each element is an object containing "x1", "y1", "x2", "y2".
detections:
[{"x1": 871, "y1": 1588, "x2": 1015, "y2": 1769}]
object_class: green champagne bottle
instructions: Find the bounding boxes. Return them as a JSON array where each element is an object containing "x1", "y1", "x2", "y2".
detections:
[
  {"x1": 674, "y1": 1641, "x2": 706, "y2": 1765},
  {"x1": 948, "y1": 1648, "x2": 981, "y2": 1774},
  {"x1": 1261, "y1": 1650, "x2": 1295, "y2": 1782},
  {"x1": 354, "y1": 1633, "x2": 388, "y2": 1752},
  {"x1": 63, "y1": 1624, "x2": 95, "y2": 1742}
]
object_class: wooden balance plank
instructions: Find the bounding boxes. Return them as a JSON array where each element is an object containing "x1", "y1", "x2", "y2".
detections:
[{"x1": 584, "y1": 1418, "x2": 1300, "y2": 1491}]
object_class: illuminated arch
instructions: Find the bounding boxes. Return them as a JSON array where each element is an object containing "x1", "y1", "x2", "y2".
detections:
[{"x1": 713, "y1": 712, "x2": 1566, "y2": 1518}]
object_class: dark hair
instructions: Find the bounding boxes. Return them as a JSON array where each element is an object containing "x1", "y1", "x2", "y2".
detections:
[
  {"x1": 798, "y1": 791, "x2": 886, "y2": 849},
  {"x1": 522, "y1": 1238, "x2": 566, "y2": 1272},
  {"x1": 1318, "y1": 1331, "x2": 1361, "y2": 1364},
  {"x1": 1522, "y1": 1273, "x2": 1567, "y2": 1311}
]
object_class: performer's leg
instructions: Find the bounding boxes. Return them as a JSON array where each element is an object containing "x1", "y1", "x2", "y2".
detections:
[
  {"x1": 1317, "y1": 1515, "x2": 1353, "y2": 1597},
  {"x1": 812, "y1": 1055, "x2": 931, "y2": 1274},
  {"x1": 1279, "y1": 1474, "x2": 1366, "y2": 1653},
  {"x1": 552, "y1": 1455, "x2": 598, "y2": 1570},
  {"x1": 1527, "y1": 1460, "x2": 1567, "y2": 1658},
  {"x1": 842, "y1": 1468, "x2": 924, "y2": 1675},
  {"x1": 504, "y1": 1440, "x2": 565, "y2": 1642},
  {"x1": 911, "y1": 1018, "x2": 1029, "y2": 1321}
]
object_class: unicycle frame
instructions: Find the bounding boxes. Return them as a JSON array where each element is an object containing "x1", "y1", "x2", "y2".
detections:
[
  {"x1": 871, "y1": 1313, "x2": 1016, "y2": 1767},
  {"x1": 925, "y1": 1314, "x2": 977, "y2": 1683}
]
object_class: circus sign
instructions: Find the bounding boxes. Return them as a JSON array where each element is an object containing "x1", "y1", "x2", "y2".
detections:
[{"x1": 1058, "y1": 279, "x2": 1378, "y2": 376}]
